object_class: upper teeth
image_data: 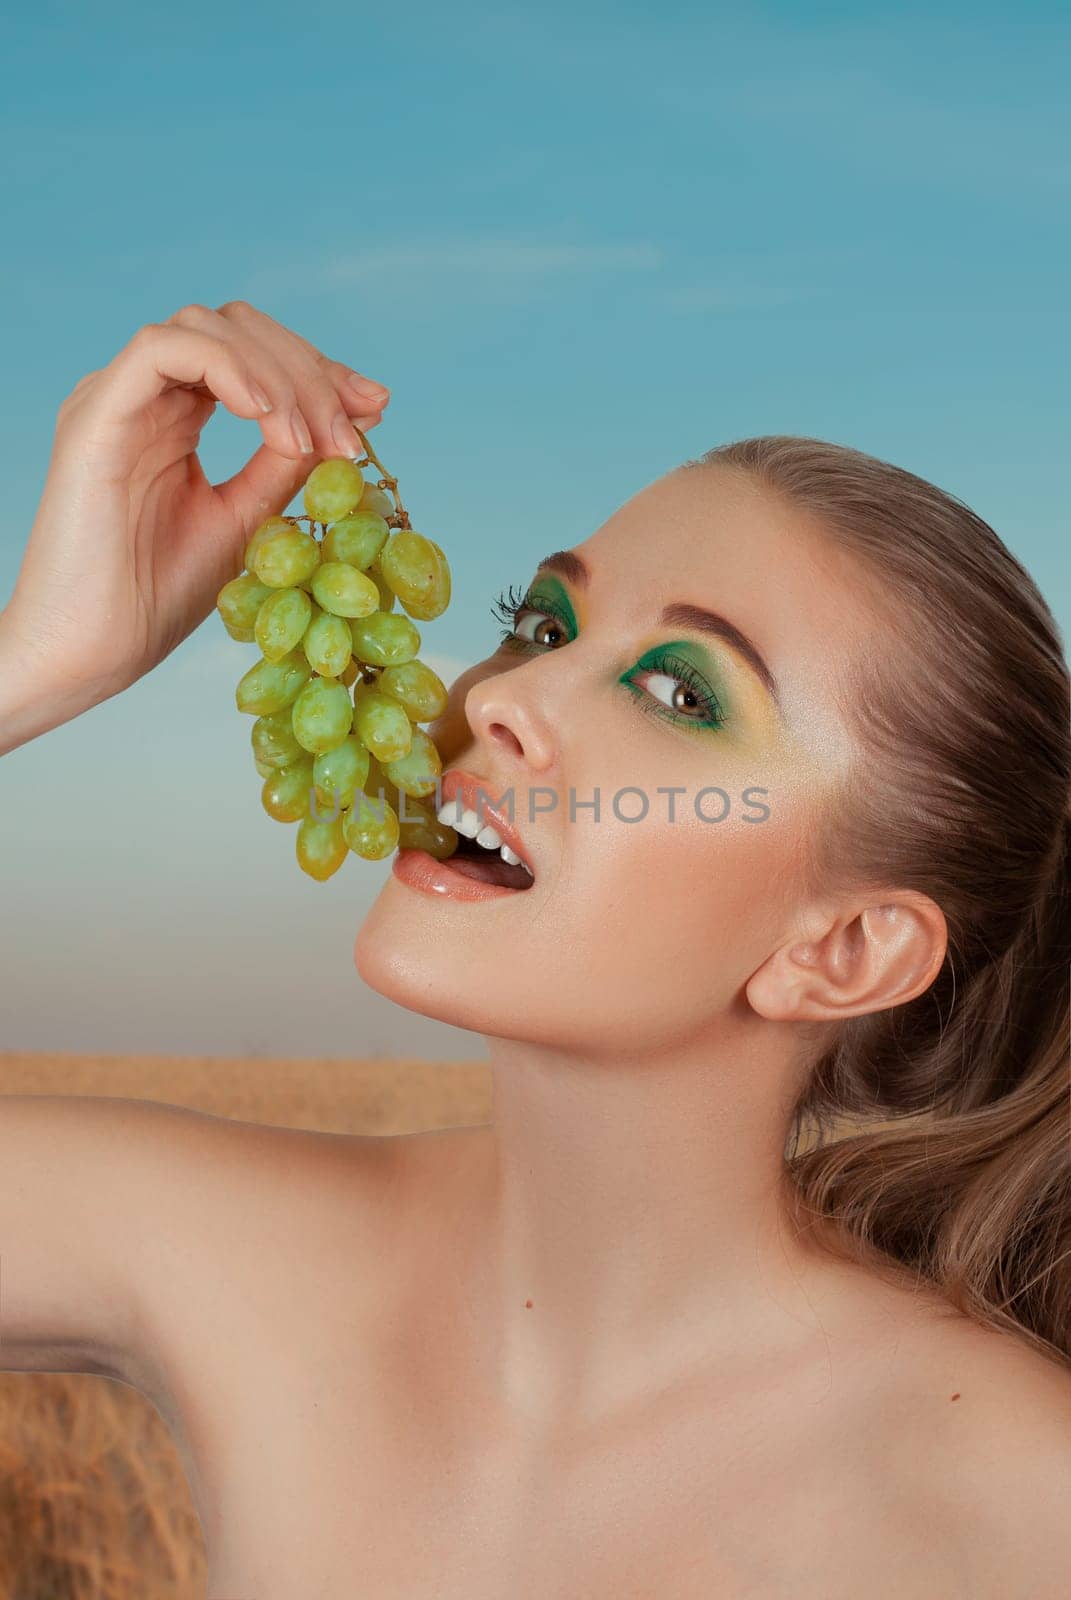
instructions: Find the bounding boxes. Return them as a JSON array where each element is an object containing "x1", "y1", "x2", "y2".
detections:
[{"x1": 436, "y1": 803, "x2": 532, "y2": 874}]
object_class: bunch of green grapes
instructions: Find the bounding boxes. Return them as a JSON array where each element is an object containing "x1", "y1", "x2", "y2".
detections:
[{"x1": 216, "y1": 451, "x2": 460, "y2": 881}]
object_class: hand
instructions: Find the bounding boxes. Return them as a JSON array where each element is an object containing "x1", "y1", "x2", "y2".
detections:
[{"x1": 2, "y1": 299, "x2": 390, "y2": 711}]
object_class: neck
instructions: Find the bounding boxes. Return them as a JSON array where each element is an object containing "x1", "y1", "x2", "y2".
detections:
[{"x1": 467, "y1": 1020, "x2": 832, "y2": 1433}]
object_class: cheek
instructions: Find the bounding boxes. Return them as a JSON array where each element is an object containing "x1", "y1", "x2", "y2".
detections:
[{"x1": 558, "y1": 787, "x2": 799, "y2": 983}]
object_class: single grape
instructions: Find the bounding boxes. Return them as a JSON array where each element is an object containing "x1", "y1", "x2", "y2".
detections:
[
  {"x1": 252, "y1": 525, "x2": 321, "y2": 589},
  {"x1": 392, "y1": 792, "x2": 434, "y2": 821},
  {"x1": 365, "y1": 562, "x2": 396, "y2": 613},
  {"x1": 244, "y1": 515, "x2": 293, "y2": 574},
  {"x1": 360, "y1": 484, "x2": 394, "y2": 519},
  {"x1": 251, "y1": 708, "x2": 307, "y2": 769},
  {"x1": 236, "y1": 650, "x2": 313, "y2": 715},
  {"x1": 353, "y1": 688, "x2": 413, "y2": 763},
  {"x1": 303, "y1": 609, "x2": 353, "y2": 677},
  {"x1": 297, "y1": 812, "x2": 349, "y2": 880},
  {"x1": 254, "y1": 586, "x2": 313, "y2": 662},
  {"x1": 384, "y1": 728, "x2": 442, "y2": 799},
  {"x1": 379, "y1": 529, "x2": 451, "y2": 621},
  {"x1": 262, "y1": 758, "x2": 316, "y2": 823},
  {"x1": 361, "y1": 754, "x2": 402, "y2": 815},
  {"x1": 254, "y1": 754, "x2": 275, "y2": 779},
  {"x1": 342, "y1": 793, "x2": 400, "y2": 860},
  {"x1": 303, "y1": 458, "x2": 366, "y2": 522},
  {"x1": 350, "y1": 612, "x2": 421, "y2": 668},
  {"x1": 377, "y1": 659, "x2": 449, "y2": 721},
  {"x1": 397, "y1": 801, "x2": 459, "y2": 861},
  {"x1": 291, "y1": 676, "x2": 355, "y2": 755},
  {"x1": 218, "y1": 573, "x2": 274, "y2": 642},
  {"x1": 322, "y1": 509, "x2": 389, "y2": 570},
  {"x1": 313, "y1": 735, "x2": 371, "y2": 810},
  {"x1": 310, "y1": 561, "x2": 380, "y2": 618}
]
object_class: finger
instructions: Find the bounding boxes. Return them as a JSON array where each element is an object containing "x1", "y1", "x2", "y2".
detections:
[
  {"x1": 212, "y1": 301, "x2": 389, "y2": 457},
  {"x1": 218, "y1": 301, "x2": 391, "y2": 407},
  {"x1": 212, "y1": 439, "x2": 319, "y2": 548},
  {"x1": 183, "y1": 302, "x2": 361, "y2": 459},
  {"x1": 212, "y1": 408, "x2": 385, "y2": 544},
  {"x1": 324, "y1": 359, "x2": 392, "y2": 417},
  {"x1": 95, "y1": 322, "x2": 287, "y2": 444},
  {"x1": 165, "y1": 305, "x2": 313, "y2": 460}
]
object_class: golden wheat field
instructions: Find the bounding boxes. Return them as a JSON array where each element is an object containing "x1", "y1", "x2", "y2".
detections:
[{"x1": 0, "y1": 1051, "x2": 492, "y2": 1599}]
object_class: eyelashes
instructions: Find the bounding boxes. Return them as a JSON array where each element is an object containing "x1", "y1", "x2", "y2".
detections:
[
  {"x1": 630, "y1": 651, "x2": 727, "y2": 730},
  {"x1": 490, "y1": 582, "x2": 570, "y2": 650},
  {"x1": 489, "y1": 583, "x2": 531, "y2": 631},
  {"x1": 488, "y1": 583, "x2": 727, "y2": 731}
]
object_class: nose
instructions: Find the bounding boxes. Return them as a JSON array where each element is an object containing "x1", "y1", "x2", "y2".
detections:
[{"x1": 462, "y1": 669, "x2": 557, "y2": 775}]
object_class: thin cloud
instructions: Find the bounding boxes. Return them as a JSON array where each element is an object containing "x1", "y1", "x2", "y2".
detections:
[
  {"x1": 657, "y1": 244, "x2": 871, "y2": 315},
  {"x1": 246, "y1": 238, "x2": 664, "y2": 299},
  {"x1": 320, "y1": 241, "x2": 664, "y2": 281}
]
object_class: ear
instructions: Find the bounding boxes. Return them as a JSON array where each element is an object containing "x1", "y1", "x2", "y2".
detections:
[{"x1": 745, "y1": 892, "x2": 948, "y2": 1024}]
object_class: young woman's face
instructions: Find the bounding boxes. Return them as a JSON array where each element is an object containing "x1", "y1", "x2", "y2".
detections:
[{"x1": 355, "y1": 465, "x2": 869, "y2": 1056}]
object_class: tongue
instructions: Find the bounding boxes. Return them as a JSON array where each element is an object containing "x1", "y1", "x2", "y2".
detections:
[{"x1": 447, "y1": 853, "x2": 532, "y2": 889}]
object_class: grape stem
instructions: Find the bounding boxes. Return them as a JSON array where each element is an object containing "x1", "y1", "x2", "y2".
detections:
[
  {"x1": 287, "y1": 431, "x2": 411, "y2": 532},
  {"x1": 352, "y1": 427, "x2": 409, "y2": 527}
]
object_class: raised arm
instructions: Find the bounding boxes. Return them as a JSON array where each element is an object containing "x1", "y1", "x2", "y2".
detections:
[
  {"x1": 0, "y1": 301, "x2": 390, "y2": 757},
  {"x1": 0, "y1": 303, "x2": 392, "y2": 1377}
]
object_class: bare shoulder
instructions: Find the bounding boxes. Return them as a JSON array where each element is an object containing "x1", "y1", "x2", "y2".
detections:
[
  {"x1": 947, "y1": 1326, "x2": 1071, "y2": 1588},
  {"x1": 886, "y1": 1309, "x2": 1071, "y2": 1598}
]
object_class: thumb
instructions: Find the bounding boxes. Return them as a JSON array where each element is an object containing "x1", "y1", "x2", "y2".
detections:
[{"x1": 213, "y1": 440, "x2": 322, "y2": 546}]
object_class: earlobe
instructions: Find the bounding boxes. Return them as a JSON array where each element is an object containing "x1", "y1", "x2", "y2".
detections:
[{"x1": 745, "y1": 895, "x2": 948, "y2": 1025}]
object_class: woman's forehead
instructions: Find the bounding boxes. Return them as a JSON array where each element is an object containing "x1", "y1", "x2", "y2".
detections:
[{"x1": 577, "y1": 468, "x2": 846, "y2": 629}]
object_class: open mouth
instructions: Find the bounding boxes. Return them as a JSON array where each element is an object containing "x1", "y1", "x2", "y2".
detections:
[{"x1": 435, "y1": 803, "x2": 536, "y2": 891}]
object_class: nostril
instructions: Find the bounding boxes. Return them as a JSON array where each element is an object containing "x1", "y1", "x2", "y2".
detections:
[{"x1": 488, "y1": 721, "x2": 525, "y2": 757}]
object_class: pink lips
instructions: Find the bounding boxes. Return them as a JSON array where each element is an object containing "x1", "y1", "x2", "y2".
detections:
[
  {"x1": 391, "y1": 847, "x2": 519, "y2": 901},
  {"x1": 390, "y1": 766, "x2": 537, "y2": 902},
  {"x1": 437, "y1": 767, "x2": 535, "y2": 876}
]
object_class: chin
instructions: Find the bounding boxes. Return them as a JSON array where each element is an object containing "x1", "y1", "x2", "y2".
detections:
[
  {"x1": 353, "y1": 873, "x2": 572, "y2": 1043},
  {"x1": 352, "y1": 875, "x2": 496, "y2": 1033}
]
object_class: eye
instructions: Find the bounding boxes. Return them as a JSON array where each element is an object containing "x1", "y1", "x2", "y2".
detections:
[
  {"x1": 617, "y1": 643, "x2": 726, "y2": 732},
  {"x1": 490, "y1": 584, "x2": 572, "y2": 650},
  {"x1": 633, "y1": 668, "x2": 707, "y2": 719},
  {"x1": 623, "y1": 650, "x2": 726, "y2": 731},
  {"x1": 512, "y1": 607, "x2": 568, "y2": 647}
]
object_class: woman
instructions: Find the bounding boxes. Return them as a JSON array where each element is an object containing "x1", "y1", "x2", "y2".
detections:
[{"x1": 1, "y1": 301, "x2": 1068, "y2": 1597}]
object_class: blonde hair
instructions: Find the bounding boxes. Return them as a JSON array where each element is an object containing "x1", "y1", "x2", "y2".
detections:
[{"x1": 682, "y1": 436, "x2": 1071, "y2": 1371}]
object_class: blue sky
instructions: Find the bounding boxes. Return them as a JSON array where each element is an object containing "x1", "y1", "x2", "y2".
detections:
[{"x1": 1, "y1": 1, "x2": 1068, "y2": 1059}]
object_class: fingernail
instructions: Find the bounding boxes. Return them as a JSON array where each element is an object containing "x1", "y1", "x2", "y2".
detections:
[
  {"x1": 333, "y1": 413, "x2": 363, "y2": 456},
  {"x1": 247, "y1": 379, "x2": 273, "y2": 414},
  {"x1": 347, "y1": 370, "x2": 389, "y2": 400},
  {"x1": 290, "y1": 408, "x2": 313, "y2": 453}
]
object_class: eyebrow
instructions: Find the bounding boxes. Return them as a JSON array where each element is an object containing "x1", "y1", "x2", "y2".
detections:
[{"x1": 534, "y1": 549, "x2": 782, "y2": 713}]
